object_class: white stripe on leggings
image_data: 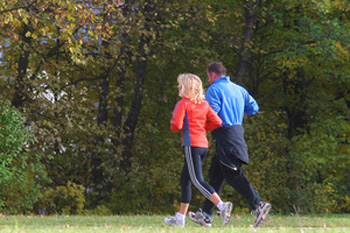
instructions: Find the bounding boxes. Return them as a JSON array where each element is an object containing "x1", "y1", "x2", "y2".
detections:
[{"x1": 184, "y1": 146, "x2": 212, "y2": 199}]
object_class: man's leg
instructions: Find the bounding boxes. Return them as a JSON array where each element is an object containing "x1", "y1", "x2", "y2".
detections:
[
  {"x1": 220, "y1": 158, "x2": 271, "y2": 227},
  {"x1": 220, "y1": 158, "x2": 261, "y2": 210}
]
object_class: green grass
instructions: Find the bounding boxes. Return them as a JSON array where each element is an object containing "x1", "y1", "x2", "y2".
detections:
[{"x1": 0, "y1": 214, "x2": 350, "y2": 232}]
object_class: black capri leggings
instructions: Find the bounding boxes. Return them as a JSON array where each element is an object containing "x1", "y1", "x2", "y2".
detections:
[{"x1": 180, "y1": 146, "x2": 216, "y2": 203}]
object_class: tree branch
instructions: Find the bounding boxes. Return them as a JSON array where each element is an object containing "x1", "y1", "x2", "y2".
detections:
[
  {"x1": 21, "y1": 0, "x2": 56, "y2": 22},
  {"x1": 0, "y1": 6, "x2": 28, "y2": 15},
  {"x1": 251, "y1": 40, "x2": 317, "y2": 61}
]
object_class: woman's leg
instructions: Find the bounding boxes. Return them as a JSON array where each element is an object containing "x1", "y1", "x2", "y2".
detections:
[
  {"x1": 180, "y1": 150, "x2": 192, "y2": 205},
  {"x1": 179, "y1": 203, "x2": 190, "y2": 215},
  {"x1": 208, "y1": 192, "x2": 221, "y2": 206},
  {"x1": 184, "y1": 146, "x2": 215, "y2": 200},
  {"x1": 164, "y1": 154, "x2": 192, "y2": 227},
  {"x1": 185, "y1": 147, "x2": 232, "y2": 225}
]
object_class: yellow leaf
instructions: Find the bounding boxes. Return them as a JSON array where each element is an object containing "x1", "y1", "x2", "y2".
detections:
[
  {"x1": 41, "y1": 28, "x2": 46, "y2": 37},
  {"x1": 25, "y1": 31, "x2": 32, "y2": 38}
]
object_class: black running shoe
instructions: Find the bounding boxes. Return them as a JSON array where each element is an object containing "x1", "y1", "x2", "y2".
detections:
[{"x1": 188, "y1": 209, "x2": 213, "y2": 227}]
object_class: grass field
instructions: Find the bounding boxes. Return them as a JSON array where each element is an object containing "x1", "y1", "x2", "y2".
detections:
[{"x1": 1, "y1": 214, "x2": 350, "y2": 232}]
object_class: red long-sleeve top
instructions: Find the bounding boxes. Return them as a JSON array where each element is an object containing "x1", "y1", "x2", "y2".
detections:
[{"x1": 170, "y1": 97, "x2": 223, "y2": 148}]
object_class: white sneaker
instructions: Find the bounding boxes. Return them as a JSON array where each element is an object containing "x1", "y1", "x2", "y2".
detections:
[
  {"x1": 164, "y1": 214, "x2": 185, "y2": 227},
  {"x1": 252, "y1": 202, "x2": 271, "y2": 227},
  {"x1": 219, "y1": 202, "x2": 233, "y2": 225}
]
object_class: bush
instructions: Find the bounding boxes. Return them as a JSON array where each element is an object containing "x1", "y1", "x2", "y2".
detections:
[
  {"x1": 0, "y1": 97, "x2": 46, "y2": 214},
  {"x1": 287, "y1": 116, "x2": 350, "y2": 214},
  {"x1": 36, "y1": 181, "x2": 85, "y2": 215},
  {"x1": 243, "y1": 112, "x2": 350, "y2": 214},
  {"x1": 84, "y1": 205, "x2": 113, "y2": 216}
]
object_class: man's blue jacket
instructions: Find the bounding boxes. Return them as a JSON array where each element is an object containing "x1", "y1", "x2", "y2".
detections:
[{"x1": 206, "y1": 76, "x2": 259, "y2": 166}]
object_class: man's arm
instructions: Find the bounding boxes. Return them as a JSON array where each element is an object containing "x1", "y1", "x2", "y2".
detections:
[
  {"x1": 205, "y1": 105, "x2": 223, "y2": 131},
  {"x1": 243, "y1": 90, "x2": 259, "y2": 116},
  {"x1": 206, "y1": 87, "x2": 221, "y2": 114}
]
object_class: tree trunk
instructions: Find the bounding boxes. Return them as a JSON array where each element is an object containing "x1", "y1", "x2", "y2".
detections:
[
  {"x1": 13, "y1": 24, "x2": 32, "y2": 108},
  {"x1": 235, "y1": 0, "x2": 257, "y2": 85},
  {"x1": 282, "y1": 70, "x2": 308, "y2": 140},
  {"x1": 119, "y1": 0, "x2": 155, "y2": 171},
  {"x1": 120, "y1": 39, "x2": 148, "y2": 170}
]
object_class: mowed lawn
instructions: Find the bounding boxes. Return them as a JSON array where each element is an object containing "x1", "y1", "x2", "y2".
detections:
[{"x1": 0, "y1": 214, "x2": 350, "y2": 232}]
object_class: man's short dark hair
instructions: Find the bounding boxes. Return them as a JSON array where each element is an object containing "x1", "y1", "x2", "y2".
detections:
[{"x1": 207, "y1": 62, "x2": 227, "y2": 76}]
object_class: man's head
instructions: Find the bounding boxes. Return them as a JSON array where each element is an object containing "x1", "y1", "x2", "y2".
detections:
[{"x1": 206, "y1": 62, "x2": 227, "y2": 85}]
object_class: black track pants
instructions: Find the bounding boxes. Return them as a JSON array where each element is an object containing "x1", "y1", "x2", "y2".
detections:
[
  {"x1": 202, "y1": 154, "x2": 261, "y2": 215},
  {"x1": 180, "y1": 146, "x2": 216, "y2": 203}
]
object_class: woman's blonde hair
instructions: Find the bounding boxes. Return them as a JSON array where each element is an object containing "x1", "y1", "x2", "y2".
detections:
[{"x1": 177, "y1": 73, "x2": 205, "y2": 103}]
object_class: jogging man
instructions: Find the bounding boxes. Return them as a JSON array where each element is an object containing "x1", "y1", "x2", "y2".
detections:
[{"x1": 188, "y1": 62, "x2": 271, "y2": 228}]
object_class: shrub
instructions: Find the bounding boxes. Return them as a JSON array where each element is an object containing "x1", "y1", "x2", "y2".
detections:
[
  {"x1": 36, "y1": 181, "x2": 85, "y2": 215},
  {"x1": 0, "y1": 97, "x2": 46, "y2": 214},
  {"x1": 84, "y1": 205, "x2": 113, "y2": 216}
]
